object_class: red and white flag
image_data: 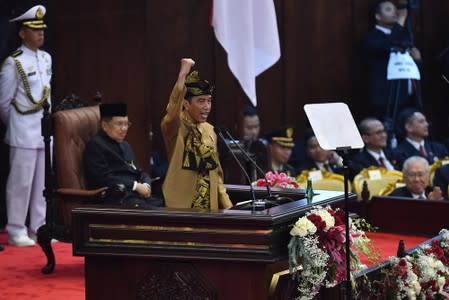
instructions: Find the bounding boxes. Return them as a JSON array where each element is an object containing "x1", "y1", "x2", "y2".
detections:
[{"x1": 212, "y1": 0, "x2": 281, "y2": 106}]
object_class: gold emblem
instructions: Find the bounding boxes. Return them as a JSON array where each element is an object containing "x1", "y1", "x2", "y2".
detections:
[
  {"x1": 36, "y1": 7, "x2": 44, "y2": 19},
  {"x1": 286, "y1": 128, "x2": 293, "y2": 138}
]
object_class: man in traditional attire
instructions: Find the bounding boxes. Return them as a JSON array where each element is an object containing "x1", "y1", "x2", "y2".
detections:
[
  {"x1": 161, "y1": 58, "x2": 232, "y2": 209},
  {"x1": 0, "y1": 5, "x2": 51, "y2": 246},
  {"x1": 84, "y1": 102, "x2": 162, "y2": 208}
]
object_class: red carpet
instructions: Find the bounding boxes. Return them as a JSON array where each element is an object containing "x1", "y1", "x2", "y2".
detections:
[
  {"x1": 0, "y1": 231, "x2": 429, "y2": 299},
  {"x1": 360, "y1": 231, "x2": 429, "y2": 266},
  {"x1": 0, "y1": 232, "x2": 84, "y2": 300}
]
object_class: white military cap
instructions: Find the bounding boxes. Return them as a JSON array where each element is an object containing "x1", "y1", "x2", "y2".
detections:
[{"x1": 9, "y1": 5, "x2": 47, "y2": 29}]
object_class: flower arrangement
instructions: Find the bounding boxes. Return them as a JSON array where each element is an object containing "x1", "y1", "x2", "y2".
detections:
[
  {"x1": 288, "y1": 205, "x2": 375, "y2": 300},
  {"x1": 253, "y1": 171, "x2": 299, "y2": 189},
  {"x1": 372, "y1": 229, "x2": 449, "y2": 299}
]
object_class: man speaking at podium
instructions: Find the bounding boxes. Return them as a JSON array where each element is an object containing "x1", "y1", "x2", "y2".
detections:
[{"x1": 161, "y1": 58, "x2": 232, "y2": 209}]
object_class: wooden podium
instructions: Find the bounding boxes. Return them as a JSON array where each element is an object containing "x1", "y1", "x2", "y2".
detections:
[{"x1": 72, "y1": 186, "x2": 350, "y2": 300}]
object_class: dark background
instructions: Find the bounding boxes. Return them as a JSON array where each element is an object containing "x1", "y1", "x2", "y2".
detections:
[{"x1": 1, "y1": 0, "x2": 449, "y2": 175}]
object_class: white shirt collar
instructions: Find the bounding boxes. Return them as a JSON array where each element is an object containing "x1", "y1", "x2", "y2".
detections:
[
  {"x1": 20, "y1": 44, "x2": 39, "y2": 57},
  {"x1": 411, "y1": 192, "x2": 426, "y2": 200},
  {"x1": 375, "y1": 25, "x2": 392, "y2": 35},
  {"x1": 366, "y1": 149, "x2": 384, "y2": 160},
  {"x1": 406, "y1": 137, "x2": 425, "y2": 151},
  {"x1": 366, "y1": 149, "x2": 395, "y2": 170}
]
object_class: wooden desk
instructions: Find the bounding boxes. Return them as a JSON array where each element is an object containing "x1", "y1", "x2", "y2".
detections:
[{"x1": 72, "y1": 187, "x2": 349, "y2": 300}]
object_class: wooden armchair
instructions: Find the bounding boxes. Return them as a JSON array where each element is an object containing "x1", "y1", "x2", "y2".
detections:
[
  {"x1": 37, "y1": 95, "x2": 122, "y2": 274},
  {"x1": 353, "y1": 167, "x2": 403, "y2": 200},
  {"x1": 296, "y1": 169, "x2": 346, "y2": 191}
]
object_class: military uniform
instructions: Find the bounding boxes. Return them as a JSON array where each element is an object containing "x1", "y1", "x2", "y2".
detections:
[
  {"x1": 264, "y1": 127, "x2": 297, "y2": 177},
  {"x1": 0, "y1": 5, "x2": 51, "y2": 246},
  {"x1": 161, "y1": 73, "x2": 232, "y2": 209}
]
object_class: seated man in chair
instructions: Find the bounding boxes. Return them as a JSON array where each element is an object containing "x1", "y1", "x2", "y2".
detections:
[
  {"x1": 350, "y1": 117, "x2": 399, "y2": 176},
  {"x1": 84, "y1": 102, "x2": 163, "y2": 208},
  {"x1": 390, "y1": 156, "x2": 444, "y2": 200}
]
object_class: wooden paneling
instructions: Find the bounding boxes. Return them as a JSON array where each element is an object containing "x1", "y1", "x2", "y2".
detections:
[{"x1": 49, "y1": 0, "x2": 449, "y2": 173}]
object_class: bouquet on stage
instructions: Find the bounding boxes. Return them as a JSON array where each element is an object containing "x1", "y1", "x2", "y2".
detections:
[
  {"x1": 252, "y1": 171, "x2": 298, "y2": 189},
  {"x1": 288, "y1": 206, "x2": 375, "y2": 300}
]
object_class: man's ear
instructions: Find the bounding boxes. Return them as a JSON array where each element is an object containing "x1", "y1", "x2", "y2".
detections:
[
  {"x1": 361, "y1": 134, "x2": 370, "y2": 144},
  {"x1": 404, "y1": 123, "x2": 413, "y2": 134},
  {"x1": 183, "y1": 99, "x2": 190, "y2": 111},
  {"x1": 375, "y1": 13, "x2": 381, "y2": 22},
  {"x1": 18, "y1": 29, "x2": 26, "y2": 40}
]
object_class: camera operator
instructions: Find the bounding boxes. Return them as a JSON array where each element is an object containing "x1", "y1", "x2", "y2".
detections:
[{"x1": 362, "y1": 0, "x2": 422, "y2": 123}]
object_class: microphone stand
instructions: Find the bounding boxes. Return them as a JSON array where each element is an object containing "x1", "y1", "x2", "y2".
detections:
[
  {"x1": 220, "y1": 128, "x2": 273, "y2": 198},
  {"x1": 214, "y1": 128, "x2": 257, "y2": 211},
  {"x1": 337, "y1": 146, "x2": 352, "y2": 300}
]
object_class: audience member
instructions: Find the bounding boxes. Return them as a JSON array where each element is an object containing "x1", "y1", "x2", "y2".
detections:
[
  {"x1": 394, "y1": 109, "x2": 448, "y2": 167},
  {"x1": 0, "y1": 6, "x2": 50, "y2": 246},
  {"x1": 242, "y1": 104, "x2": 260, "y2": 144},
  {"x1": 161, "y1": 58, "x2": 232, "y2": 209},
  {"x1": 264, "y1": 127, "x2": 296, "y2": 176},
  {"x1": 298, "y1": 131, "x2": 343, "y2": 175},
  {"x1": 390, "y1": 156, "x2": 444, "y2": 200},
  {"x1": 84, "y1": 102, "x2": 163, "y2": 208},
  {"x1": 433, "y1": 164, "x2": 449, "y2": 200},
  {"x1": 350, "y1": 117, "x2": 399, "y2": 176},
  {"x1": 362, "y1": 0, "x2": 422, "y2": 120}
]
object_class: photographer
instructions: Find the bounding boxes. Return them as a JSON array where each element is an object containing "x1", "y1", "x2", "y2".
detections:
[{"x1": 362, "y1": 0, "x2": 422, "y2": 122}]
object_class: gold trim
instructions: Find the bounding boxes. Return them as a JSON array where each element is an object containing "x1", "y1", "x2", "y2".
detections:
[
  {"x1": 89, "y1": 223, "x2": 272, "y2": 235},
  {"x1": 88, "y1": 237, "x2": 270, "y2": 250},
  {"x1": 268, "y1": 269, "x2": 290, "y2": 297},
  {"x1": 429, "y1": 157, "x2": 449, "y2": 185},
  {"x1": 353, "y1": 166, "x2": 403, "y2": 197}
]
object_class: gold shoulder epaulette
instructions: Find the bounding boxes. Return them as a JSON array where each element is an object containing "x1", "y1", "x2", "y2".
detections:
[{"x1": 11, "y1": 50, "x2": 23, "y2": 58}]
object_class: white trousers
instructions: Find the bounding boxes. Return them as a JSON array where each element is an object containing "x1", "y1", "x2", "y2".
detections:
[{"x1": 6, "y1": 147, "x2": 46, "y2": 236}]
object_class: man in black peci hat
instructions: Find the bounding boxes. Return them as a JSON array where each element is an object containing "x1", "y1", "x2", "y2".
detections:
[
  {"x1": 264, "y1": 126, "x2": 296, "y2": 177},
  {"x1": 161, "y1": 58, "x2": 232, "y2": 209},
  {"x1": 84, "y1": 102, "x2": 163, "y2": 208}
]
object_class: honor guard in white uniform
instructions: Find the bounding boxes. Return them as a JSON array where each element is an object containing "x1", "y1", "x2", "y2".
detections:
[{"x1": 0, "y1": 5, "x2": 51, "y2": 246}]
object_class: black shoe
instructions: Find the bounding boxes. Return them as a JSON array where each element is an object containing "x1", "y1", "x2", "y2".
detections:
[{"x1": 0, "y1": 244, "x2": 4, "y2": 251}]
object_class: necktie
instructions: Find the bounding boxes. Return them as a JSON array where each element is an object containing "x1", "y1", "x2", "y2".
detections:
[
  {"x1": 417, "y1": 195, "x2": 426, "y2": 200},
  {"x1": 419, "y1": 144, "x2": 428, "y2": 157},
  {"x1": 378, "y1": 157, "x2": 386, "y2": 168}
]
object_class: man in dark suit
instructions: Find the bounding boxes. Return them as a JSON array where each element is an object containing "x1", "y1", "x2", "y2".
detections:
[
  {"x1": 298, "y1": 130, "x2": 343, "y2": 175},
  {"x1": 350, "y1": 117, "x2": 399, "y2": 176},
  {"x1": 362, "y1": 0, "x2": 421, "y2": 120},
  {"x1": 394, "y1": 109, "x2": 448, "y2": 167},
  {"x1": 433, "y1": 164, "x2": 449, "y2": 200},
  {"x1": 84, "y1": 102, "x2": 162, "y2": 208},
  {"x1": 264, "y1": 127, "x2": 296, "y2": 177},
  {"x1": 390, "y1": 156, "x2": 443, "y2": 200}
]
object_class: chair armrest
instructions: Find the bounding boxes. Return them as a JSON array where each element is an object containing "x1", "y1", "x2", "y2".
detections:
[{"x1": 56, "y1": 187, "x2": 108, "y2": 197}]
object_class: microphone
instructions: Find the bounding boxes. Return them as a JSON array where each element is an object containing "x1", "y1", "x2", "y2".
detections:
[
  {"x1": 218, "y1": 127, "x2": 273, "y2": 198},
  {"x1": 214, "y1": 127, "x2": 257, "y2": 207}
]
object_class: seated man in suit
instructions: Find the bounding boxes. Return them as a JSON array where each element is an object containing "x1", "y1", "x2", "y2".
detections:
[
  {"x1": 350, "y1": 117, "x2": 399, "y2": 176},
  {"x1": 390, "y1": 156, "x2": 444, "y2": 200},
  {"x1": 298, "y1": 130, "x2": 343, "y2": 175},
  {"x1": 84, "y1": 102, "x2": 163, "y2": 208},
  {"x1": 264, "y1": 127, "x2": 296, "y2": 177},
  {"x1": 242, "y1": 104, "x2": 260, "y2": 144},
  {"x1": 394, "y1": 109, "x2": 448, "y2": 167},
  {"x1": 433, "y1": 164, "x2": 449, "y2": 200}
]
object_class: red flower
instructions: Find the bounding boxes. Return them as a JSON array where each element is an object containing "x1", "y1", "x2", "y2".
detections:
[{"x1": 307, "y1": 214, "x2": 326, "y2": 231}]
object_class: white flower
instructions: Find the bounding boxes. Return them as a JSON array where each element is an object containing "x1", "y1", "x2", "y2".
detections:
[
  {"x1": 310, "y1": 207, "x2": 335, "y2": 231},
  {"x1": 290, "y1": 217, "x2": 317, "y2": 237}
]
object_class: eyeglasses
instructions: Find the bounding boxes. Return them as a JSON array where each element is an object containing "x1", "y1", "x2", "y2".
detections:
[
  {"x1": 405, "y1": 172, "x2": 427, "y2": 178},
  {"x1": 109, "y1": 121, "x2": 132, "y2": 128},
  {"x1": 365, "y1": 129, "x2": 386, "y2": 136}
]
